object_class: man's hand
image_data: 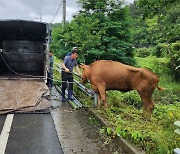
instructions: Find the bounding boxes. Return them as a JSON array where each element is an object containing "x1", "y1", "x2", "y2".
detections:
[
  {"x1": 65, "y1": 68, "x2": 70, "y2": 73},
  {"x1": 62, "y1": 63, "x2": 70, "y2": 73}
]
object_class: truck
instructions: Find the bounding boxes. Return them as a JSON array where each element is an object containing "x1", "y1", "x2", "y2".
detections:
[{"x1": 0, "y1": 20, "x2": 52, "y2": 114}]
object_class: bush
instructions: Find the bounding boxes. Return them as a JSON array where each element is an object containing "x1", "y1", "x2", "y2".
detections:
[
  {"x1": 154, "y1": 43, "x2": 169, "y2": 57},
  {"x1": 106, "y1": 91, "x2": 142, "y2": 109},
  {"x1": 154, "y1": 90, "x2": 180, "y2": 105},
  {"x1": 135, "y1": 56, "x2": 170, "y2": 76},
  {"x1": 120, "y1": 91, "x2": 142, "y2": 109},
  {"x1": 168, "y1": 41, "x2": 180, "y2": 81},
  {"x1": 134, "y1": 47, "x2": 151, "y2": 58}
]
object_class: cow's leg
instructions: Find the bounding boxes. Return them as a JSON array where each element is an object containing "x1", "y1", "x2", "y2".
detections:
[
  {"x1": 138, "y1": 91, "x2": 154, "y2": 118},
  {"x1": 97, "y1": 85, "x2": 107, "y2": 109},
  {"x1": 97, "y1": 94, "x2": 101, "y2": 109},
  {"x1": 92, "y1": 84, "x2": 101, "y2": 109}
]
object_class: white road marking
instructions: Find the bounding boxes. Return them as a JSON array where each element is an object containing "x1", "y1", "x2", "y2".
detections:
[{"x1": 0, "y1": 114, "x2": 14, "y2": 154}]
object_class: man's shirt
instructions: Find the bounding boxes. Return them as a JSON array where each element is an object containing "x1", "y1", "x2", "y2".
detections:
[
  {"x1": 48, "y1": 56, "x2": 54, "y2": 74},
  {"x1": 63, "y1": 56, "x2": 77, "y2": 72}
]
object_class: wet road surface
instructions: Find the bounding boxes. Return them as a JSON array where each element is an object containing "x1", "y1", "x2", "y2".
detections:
[
  {"x1": 5, "y1": 114, "x2": 63, "y2": 154},
  {"x1": 0, "y1": 115, "x2": 6, "y2": 133},
  {"x1": 0, "y1": 87, "x2": 123, "y2": 154}
]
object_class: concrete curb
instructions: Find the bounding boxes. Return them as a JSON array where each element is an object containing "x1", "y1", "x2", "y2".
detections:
[{"x1": 85, "y1": 107, "x2": 145, "y2": 154}]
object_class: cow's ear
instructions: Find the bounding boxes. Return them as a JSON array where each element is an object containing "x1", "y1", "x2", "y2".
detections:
[{"x1": 80, "y1": 64, "x2": 85, "y2": 69}]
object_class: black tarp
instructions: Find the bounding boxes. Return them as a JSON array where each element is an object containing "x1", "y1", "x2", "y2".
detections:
[
  {"x1": 0, "y1": 20, "x2": 51, "y2": 77},
  {"x1": 0, "y1": 20, "x2": 48, "y2": 43}
]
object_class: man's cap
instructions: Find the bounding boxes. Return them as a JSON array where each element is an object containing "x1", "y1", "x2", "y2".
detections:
[{"x1": 73, "y1": 47, "x2": 78, "y2": 50}]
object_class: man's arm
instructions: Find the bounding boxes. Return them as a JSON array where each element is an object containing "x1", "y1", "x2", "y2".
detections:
[{"x1": 75, "y1": 65, "x2": 81, "y2": 76}]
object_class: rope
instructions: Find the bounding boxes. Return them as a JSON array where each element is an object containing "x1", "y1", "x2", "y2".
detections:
[
  {"x1": 0, "y1": 51, "x2": 44, "y2": 78},
  {"x1": 47, "y1": 76, "x2": 76, "y2": 84}
]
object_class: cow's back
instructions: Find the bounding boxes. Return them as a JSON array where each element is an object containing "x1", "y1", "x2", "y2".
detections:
[{"x1": 89, "y1": 60, "x2": 136, "y2": 91}]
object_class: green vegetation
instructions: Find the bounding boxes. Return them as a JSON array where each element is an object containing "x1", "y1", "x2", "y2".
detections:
[{"x1": 97, "y1": 102, "x2": 180, "y2": 154}]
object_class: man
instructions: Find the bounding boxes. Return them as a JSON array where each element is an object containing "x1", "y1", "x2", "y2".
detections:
[
  {"x1": 61, "y1": 49, "x2": 81, "y2": 102},
  {"x1": 47, "y1": 50, "x2": 54, "y2": 87}
]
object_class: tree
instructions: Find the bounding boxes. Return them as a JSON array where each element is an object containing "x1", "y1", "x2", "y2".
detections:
[
  {"x1": 138, "y1": 0, "x2": 178, "y2": 18},
  {"x1": 128, "y1": 0, "x2": 180, "y2": 47},
  {"x1": 128, "y1": 0, "x2": 180, "y2": 80},
  {"x1": 51, "y1": 14, "x2": 103, "y2": 63},
  {"x1": 51, "y1": 0, "x2": 134, "y2": 65},
  {"x1": 77, "y1": 0, "x2": 134, "y2": 64}
]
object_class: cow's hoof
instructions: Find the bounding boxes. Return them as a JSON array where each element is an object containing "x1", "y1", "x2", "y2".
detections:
[
  {"x1": 143, "y1": 112, "x2": 152, "y2": 121},
  {"x1": 104, "y1": 106, "x2": 108, "y2": 110}
]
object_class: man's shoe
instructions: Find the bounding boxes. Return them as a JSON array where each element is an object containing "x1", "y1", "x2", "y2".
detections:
[
  {"x1": 68, "y1": 90, "x2": 75, "y2": 101},
  {"x1": 62, "y1": 98, "x2": 66, "y2": 102},
  {"x1": 61, "y1": 89, "x2": 66, "y2": 102}
]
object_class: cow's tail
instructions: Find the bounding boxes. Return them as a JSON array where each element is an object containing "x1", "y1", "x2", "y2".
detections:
[{"x1": 157, "y1": 85, "x2": 166, "y2": 91}]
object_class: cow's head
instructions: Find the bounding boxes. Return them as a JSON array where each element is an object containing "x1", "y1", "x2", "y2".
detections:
[{"x1": 80, "y1": 64, "x2": 89, "y2": 83}]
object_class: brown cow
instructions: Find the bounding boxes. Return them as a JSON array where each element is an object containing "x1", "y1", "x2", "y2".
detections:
[{"x1": 80, "y1": 60, "x2": 165, "y2": 117}]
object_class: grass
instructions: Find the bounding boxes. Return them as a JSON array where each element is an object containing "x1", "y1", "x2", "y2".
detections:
[
  {"x1": 105, "y1": 93, "x2": 180, "y2": 154},
  {"x1": 75, "y1": 87, "x2": 180, "y2": 154},
  {"x1": 159, "y1": 75, "x2": 180, "y2": 92}
]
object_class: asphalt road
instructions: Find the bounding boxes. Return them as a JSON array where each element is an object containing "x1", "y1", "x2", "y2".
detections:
[
  {"x1": 0, "y1": 115, "x2": 6, "y2": 133},
  {"x1": 1, "y1": 114, "x2": 63, "y2": 154}
]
